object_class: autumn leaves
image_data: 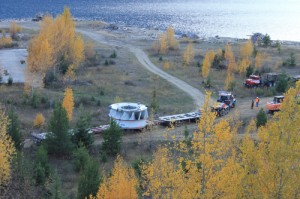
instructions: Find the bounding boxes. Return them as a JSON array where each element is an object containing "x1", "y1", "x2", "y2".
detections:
[
  {"x1": 0, "y1": 107, "x2": 16, "y2": 185},
  {"x1": 26, "y1": 8, "x2": 85, "y2": 90}
]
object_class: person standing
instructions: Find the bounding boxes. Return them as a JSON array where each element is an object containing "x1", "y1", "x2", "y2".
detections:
[
  {"x1": 251, "y1": 99, "x2": 254, "y2": 109},
  {"x1": 255, "y1": 97, "x2": 260, "y2": 107}
]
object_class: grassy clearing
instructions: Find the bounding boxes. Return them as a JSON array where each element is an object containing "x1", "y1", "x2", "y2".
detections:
[{"x1": 146, "y1": 38, "x2": 300, "y2": 99}]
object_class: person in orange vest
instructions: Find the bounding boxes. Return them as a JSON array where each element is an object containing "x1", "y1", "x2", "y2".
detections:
[{"x1": 255, "y1": 97, "x2": 260, "y2": 107}]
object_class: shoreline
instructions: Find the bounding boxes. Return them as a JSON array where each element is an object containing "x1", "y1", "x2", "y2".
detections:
[{"x1": 1, "y1": 19, "x2": 300, "y2": 46}]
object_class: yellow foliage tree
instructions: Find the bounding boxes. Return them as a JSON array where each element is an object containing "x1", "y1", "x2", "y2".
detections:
[
  {"x1": 33, "y1": 113, "x2": 45, "y2": 128},
  {"x1": 95, "y1": 155, "x2": 138, "y2": 199},
  {"x1": 183, "y1": 42, "x2": 194, "y2": 66},
  {"x1": 201, "y1": 53, "x2": 211, "y2": 79},
  {"x1": 217, "y1": 48, "x2": 223, "y2": 57},
  {"x1": 163, "y1": 61, "x2": 170, "y2": 70},
  {"x1": 27, "y1": 36, "x2": 53, "y2": 73},
  {"x1": 0, "y1": 107, "x2": 16, "y2": 185},
  {"x1": 0, "y1": 30, "x2": 12, "y2": 48},
  {"x1": 224, "y1": 71, "x2": 235, "y2": 90},
  {"x1": 142, "y1": 146, "x2": 189, "y2": 198},
  {"x1": 69, "y1": 35, "x2": 85, "y2": 68},
  {"x1": 85, "y1": 41, "x2": 95, "y2": 59},
  {"x1": 166, "y1": 26, "x2": 179, "y2": 50},
  {"x1": 27, "y1": 7, "x2": 84, "y2": 88},
  {"x1": 240, "y1": 39, "x2": 253, "y2": 60},
  {"x1": 255, "y1": 52, "x2": 264, "y2": 69},
  {"x1": 225, "y1": 43, "x2": 234, "y2": 60},
  {"x1": 225, "y1": 43, "x2": 236, "y2": 72},
  {"x1": 207, "y1": 50, "x2": 215, "y2": 62},
  {"x1": 238, "y1": 58, "x2": 251, "y2": 74},
  {"x1": 159, "y1": 33, "x2": 168, "y2": 54},
  {"x1": 254, "y1": 81, "x2": 300, "y2": 198},
  {"x1": 9, "y1": 21, "x2": 22, "y2": 39},
  {"x1": 62, "y1": 88, "x2": 74, "y2": 121},
  {"x1": 114, "y1": 96, "x2": 122, "y2": 103}
]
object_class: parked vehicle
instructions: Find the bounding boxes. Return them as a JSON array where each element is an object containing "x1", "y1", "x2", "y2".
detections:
[
  {"x1": 266, "y1": 95, "x2": 284, "y2": 114},
  {"x1": 217, "y1": 91, "x2": 236, "y2": 108},
  {"x1": 244, "y1": 73, "x2": 278, "y2": 88},
  {"x1": 211, "y1": 91, "x2": 236, "y2": 116},
  {"x1": 244, "y1": 75, "x2": 261, "y2": 87},
  {"x1": 211, "y1": 102, "x2": 230, "y2": 116}
]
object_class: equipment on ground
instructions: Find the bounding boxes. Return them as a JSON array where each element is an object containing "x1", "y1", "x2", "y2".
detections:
[
  {"x1": 211, "y1": 91, "x2": 236, "y2": 116},
  {"x1": 266, "y1": 96, "x2": 284, "y2": 114},
  {"x1": 211, "y1": 102, "x2": 230, "y2": 116},
  {"x1": 217, "y1": 91, "x2": 236, "y2": 108},
  {"x1": 108, "y1": 102, "x2": 148, "y2": 130}
]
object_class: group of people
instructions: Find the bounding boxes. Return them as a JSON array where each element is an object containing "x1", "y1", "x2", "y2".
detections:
[{"x1": 251, "y1": 97, "x2": 260, "y2": 109}]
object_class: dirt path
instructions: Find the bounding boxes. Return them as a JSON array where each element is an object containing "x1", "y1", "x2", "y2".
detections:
[{"x1": 78, "y1": 29, "x2": 205, "y2": 110}]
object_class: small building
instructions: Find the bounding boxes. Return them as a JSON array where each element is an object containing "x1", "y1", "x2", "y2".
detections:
[{"x1": 108, "y1": 102, "x2": 148, "y2": 130}]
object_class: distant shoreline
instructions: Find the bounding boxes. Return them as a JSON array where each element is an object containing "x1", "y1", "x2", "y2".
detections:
[{"x1": 1, "y1": 19, "x2": 300, "y2": 46}]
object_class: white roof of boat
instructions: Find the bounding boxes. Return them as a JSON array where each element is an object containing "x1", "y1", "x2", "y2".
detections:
[{"x1": 109, "y1": 102, "x2": 147, "y2": 112}]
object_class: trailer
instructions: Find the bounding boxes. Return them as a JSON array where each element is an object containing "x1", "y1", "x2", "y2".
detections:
[{"x1": 159, "y1": 112, "x2": 201, "y2": 126}]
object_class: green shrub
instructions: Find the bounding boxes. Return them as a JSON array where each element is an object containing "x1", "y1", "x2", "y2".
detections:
[
  {"x1": 77, "y1": 159, "x2": 101, "y2": 199},
  {"x1": 132, "y1": 158, "x2": 145, "y2": 177},
  {"x1": 73, "y1": 145, "x2": 90, "y2": 172},
  {"x1": 283, "y1": 52, "x2": 296, "y2": 67},
  {"x1": 256, "y1": 108, "x2": 267, "y2": 127},
  {"x1": 31, "y1": 92, "x2": 40, "y2": 108},
  {"x1": 246, "y1": 65, "x2": 254, "y2": 77},
  {"x1": 102, "y1": 120, "x2": 123, "y2": 156},
  {"x1": 110, "y1": 50, "x2": 117, "y2": 58},
  {"x1": 96, "y1": 100, "x2": 101, "y2": 106},
  {"x1": 7, "y1": 76, "x2": 13, "y2": 85},
  {"x1": 34, "y1": 145, "x2": 50, "y2": 185},
  {"x1": 262, "y1": 34, "x2": 271, "y2": 47},
  {"x1": 276, "y1": 74, "x2": 288, "y2": 93}
]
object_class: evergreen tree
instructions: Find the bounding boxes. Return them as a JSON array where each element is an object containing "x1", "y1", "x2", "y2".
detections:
[
  {"x1": 263, "y1": 34, "x2": 271, "y2": 47},
  {"x1": 245, "y1": 65, "x2": 254, "y2": 78},
  {"x1": 7, "y1": 110, "x2": 22, "y2": 151},
  {"x1": 256, "y1": 108, "x2": 267, "y2": 127},
  {"x1": 150, "y1": 88, "x2": 159, "y2": 114},
  {"x1": 73, "y1": 107, "x2": 93, "y2": 148},
  {"x1": 276, "y1": 74, "x2": 288, "y2": 93},
  {"x1": 73, "y1": 145, "x2": 90, "y2": 172},
  {"x1": 34, "y1": 145, "x2": 50, "y2": 185},
  {"x1": 102, "y1": 120, "x2": 123, "y2": 156},
  {"x1": 77, "y1": 159, "x2": 100, "y2": 199},
  {"x1": 46, "y1": 104, "x2": 73, "y2": 155}
]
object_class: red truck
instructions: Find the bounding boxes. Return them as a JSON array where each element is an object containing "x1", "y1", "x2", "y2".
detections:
[{"x1": 244, "y1": 73, "x2": 278, "y2": 88}]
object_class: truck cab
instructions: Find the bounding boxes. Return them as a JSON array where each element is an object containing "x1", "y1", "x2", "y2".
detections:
[
  {"x1": 217, "y1": 91, "x2": 236, "y2": 108},
  {"x1": 266, "y1": 95, "x2": 284, "y2": 114}
]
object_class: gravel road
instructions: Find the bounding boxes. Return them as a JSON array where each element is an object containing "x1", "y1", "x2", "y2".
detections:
[{"x1": 78, "y1": 29, "x2": 205, "y2": 110}]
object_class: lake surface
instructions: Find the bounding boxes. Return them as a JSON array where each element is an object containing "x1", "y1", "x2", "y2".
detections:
[{"x1": 1, "y1": 0, "x2": 300, "y2": 41}]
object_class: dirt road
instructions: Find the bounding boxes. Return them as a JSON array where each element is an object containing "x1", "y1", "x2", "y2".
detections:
[{"x1": 78, "y1": 29, "x2": 205, "y2": 110}]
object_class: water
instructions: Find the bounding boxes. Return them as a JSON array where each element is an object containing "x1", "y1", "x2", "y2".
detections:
[{"x1": 1, "y1": 0, "x2": 300, "y2": 41}]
